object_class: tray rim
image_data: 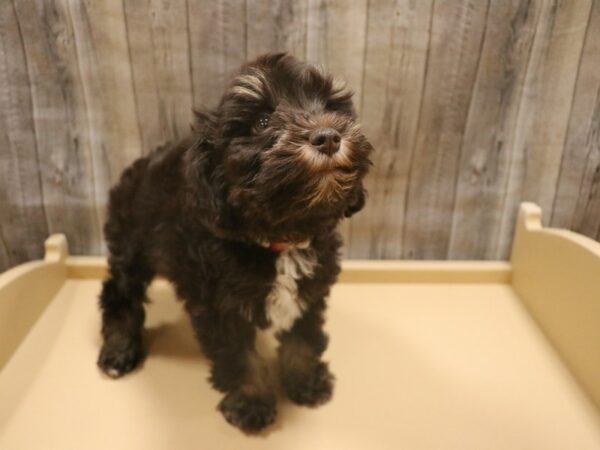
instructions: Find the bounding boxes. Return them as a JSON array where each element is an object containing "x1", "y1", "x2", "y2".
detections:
[{"x1": 1, "y1": 202, "x2": 599, "y2": 413}]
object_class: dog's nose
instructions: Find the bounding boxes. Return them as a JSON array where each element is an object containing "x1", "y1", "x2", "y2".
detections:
[{"x1": 309, "y1": 128, "x2": 341, "y2": 156}]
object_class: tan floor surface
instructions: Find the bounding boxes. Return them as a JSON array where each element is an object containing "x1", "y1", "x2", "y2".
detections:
[{"x1": 1, "y1": 280, "x2": 599, "y2": 450}]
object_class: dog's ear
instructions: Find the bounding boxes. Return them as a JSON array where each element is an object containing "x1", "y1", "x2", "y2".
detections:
[
  {"x1": 192, "y1": 108, "x2": 218, "y2": 143},
  {"x1": 344, "y1": 184, "x2": 366, "y2": 218}
]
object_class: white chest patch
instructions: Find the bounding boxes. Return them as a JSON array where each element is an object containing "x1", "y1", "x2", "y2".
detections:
[{"x1": 265, "y1": 248, "x2": 317, "y2": 332}]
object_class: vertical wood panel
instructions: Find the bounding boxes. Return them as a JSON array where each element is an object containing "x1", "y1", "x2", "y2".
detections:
[
  {"x1": 448, "y1": 0, "x2": 540, "y2": 259},
  {"x1": 67, "y1": 0, "x2": 143, "y2": 248},
  {"x1": 188, "y1": 0, "x2": 247, "y2": 108},
  {"x1": 402, "y1": 0, "x2": 490, "y2": 259},
  {"x1": 0, "y1": 228, "x2": 9, "y2": 269},
  {"x1": 0, "y1": 0, "x2": 49, "y2": 266},
  {"x1": 326, "y1": 0, "x2": 369, "y2": 112},
  {"x1": 496, "y1": 0, "x2": 592, "y2": 258},
  {"x1": 123, "y1": 0, "x2": 194, "y2": 153},
  {"x1": 13, "y1": 0, "x2": 101, "y2": 255},
  {"x1": 246, "y1": 0, "x2": 308, "y2": 60},
  {"x1": 305, "y1": 0, "x2": 368, "y2": 112},
  {"x1": 305, "y1": 0, "x2": 327, "y2": 63},
  {"x1": 68, "y1": 0, "x2": 143, "y2": 175},
  {"x1": 552, "y1": 1, "x2": 600, "y2": 240},
  {"x1": 346, "y1": 0, "x2": 433, "y2": 258}
]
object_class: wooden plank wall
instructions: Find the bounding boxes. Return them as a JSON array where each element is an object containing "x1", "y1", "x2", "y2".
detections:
[{"x1": 0, "y1": 0, "x2": 598, "y2": 271}]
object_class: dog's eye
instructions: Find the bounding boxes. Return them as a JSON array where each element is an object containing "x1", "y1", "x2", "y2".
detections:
[{"x1": 256, "y1": 115, "x2": 270, "y2": 129}]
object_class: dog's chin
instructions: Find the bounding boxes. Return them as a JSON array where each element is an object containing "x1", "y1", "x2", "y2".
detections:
[
  {"x1": 246, "y1": 178, "x2": 352, "y2": 240},
  {"x1": 302, "y1": 172, "x2": 354, "y2": 210}
]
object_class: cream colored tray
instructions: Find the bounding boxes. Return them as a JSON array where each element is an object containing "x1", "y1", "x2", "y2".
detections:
[{"x1": 1, "y1": 203, "x2": 599, "y2": 449}]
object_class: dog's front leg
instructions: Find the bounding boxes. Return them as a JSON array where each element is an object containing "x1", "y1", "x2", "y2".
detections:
[
  {"x1": 277, "y1": 301, "x2": 334, "y2": 407},
  {"x1": 189, "y1": 311, "x2": 276, "y2": 433}
]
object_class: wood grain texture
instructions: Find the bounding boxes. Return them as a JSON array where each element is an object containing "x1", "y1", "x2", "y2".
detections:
[
  {"x1": 347, "y1": 0, "x2": 433, "y2": 259},
  {"x1": 0, "y1": 227, "x2": 9, "y2": 269},
  {"x1": 448, "y1": 0, "x2": 540, "y2": 260},
  {"x1": 246, "y1": 0, "x2": 308, "y2": 60},
  {"x1": 327, "y1": 0, "x2": 369, "y2": 110},
  {"x1": 0, "y1": 0, "x2": 599, "y2": 272},
  {"x1": 496, "y1": 0, "x2": 592, "y2": 258},
  {"x1": 188, "y1": 0, "x2": 247, "y2": 109},
  {"x1": 402, "y1": 0, "x2": 490, "y2": 259},
  {"x1": 13, "y1": 0, "x2": 101, "y2": 256},
  {"x1": 0, "y1": 0, "x2": 49, "y2": 265},
  {"x1": 304, "y1": 0, "x2": 368, "y2": 110},
  {"x1": 67, "y1": 0, "x2": 143, "y2": 244},
  {"x1": 552, "y1": 0, "x2": 600, "y2": 240},
  {"x1": 123, "y1": 0, "x2": 194, "y2": 154}
]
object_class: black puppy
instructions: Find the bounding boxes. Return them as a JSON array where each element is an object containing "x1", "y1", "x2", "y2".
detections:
[{"x1": 98, "y1": 53, "x2": 373, "y2": 432}]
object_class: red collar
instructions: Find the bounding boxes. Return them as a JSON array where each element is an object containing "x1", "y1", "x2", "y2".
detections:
[
  {"x1": 269, "y1": 242, "x2": 291, "y2": 252},
  {"x1": 258, "y1": 240, "x2": 311, "y2": 252}
]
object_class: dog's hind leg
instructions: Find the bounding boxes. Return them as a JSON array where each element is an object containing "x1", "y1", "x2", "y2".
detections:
[{"x1": 97, "y1": 249, "x2": 154, "y2": 378}]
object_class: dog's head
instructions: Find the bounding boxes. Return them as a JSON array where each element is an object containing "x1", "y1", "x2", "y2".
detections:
[{"x1": 188, "y1": 53, "x2": 373, "y2": 243}]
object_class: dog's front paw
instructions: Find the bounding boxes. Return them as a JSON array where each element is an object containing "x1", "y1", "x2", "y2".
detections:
[
  {"x1": 97, "y1": 340, "x2": 145, "y2": 378},
  {"x1": 218, "y1": 390, "x2": 277, "y2": 433},
  {"x1": 282, "y1": 361, "x2": 334, "y2": 407}
]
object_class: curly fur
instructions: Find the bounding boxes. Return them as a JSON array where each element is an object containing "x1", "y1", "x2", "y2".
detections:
[{"x1": 97, "y1": 53, "x2": 373, "y2": 433}]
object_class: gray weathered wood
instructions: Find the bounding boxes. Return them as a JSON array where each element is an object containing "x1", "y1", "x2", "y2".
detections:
[
  {"x1": 346, "y1": 0, "x2": 433, "y2": 259},
  {"x1": 0, "y1": 0, "x2": 49, "y2": 265},
  {"x1": 552, "y1": 0, "x2": 600, "y2": 240},
  {"x1": 246, "y1": 0, "x2": 308, "y2": 60},
  {"x1": 67, "y1": 0, "x2": 143, "y2": 241},
  {"x1": 304, "y1": 0, "x2": 368, "y2": 112},
  {"x1": 0, "y1": 226, "x2": 10, "y2": 269},
  {"x1": 13, "y1": 0, "x2": 101, "y2": 255},
  {"x1": 188, "y1": 0, "x2": 247, "y2": 109},
  {"x1": 332, "y1": 0, "x2": 369, "y2": 109},
  {"x1": 448, "y1": 0, "x2": 540, "y2": 260},
  {"x1": 124, "y1": 0, "x2": 194, "y2": 154},
  {"x1": 496, "y1": 0, "x2": 592, "y2": 258},
  {"x1": 402, "y1": 0, "x2": 490, "y2": 259}
]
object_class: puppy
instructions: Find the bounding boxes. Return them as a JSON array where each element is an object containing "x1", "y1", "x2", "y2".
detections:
[{"x1": 98, "y1": 53, "x2": 373, "y2": 432}]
